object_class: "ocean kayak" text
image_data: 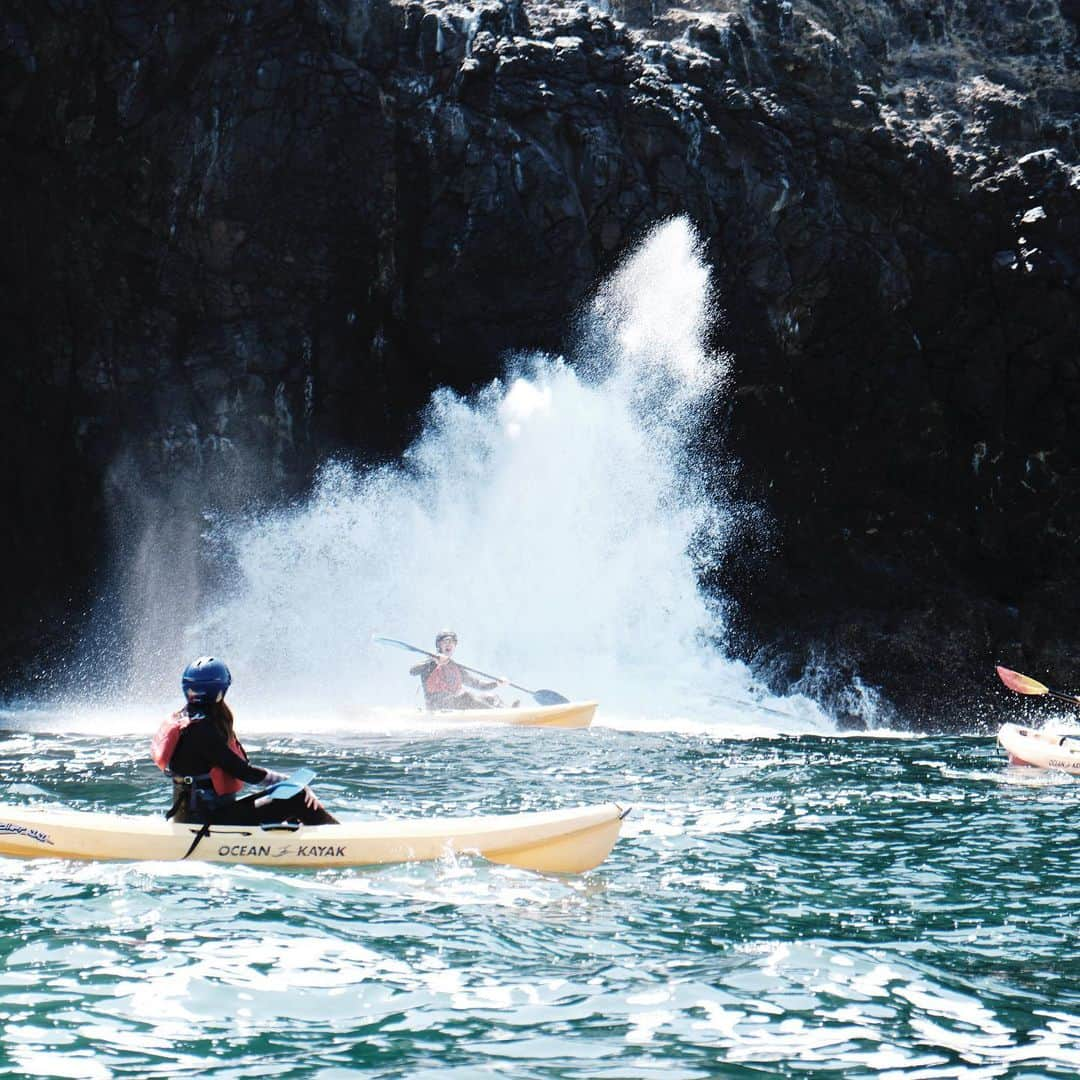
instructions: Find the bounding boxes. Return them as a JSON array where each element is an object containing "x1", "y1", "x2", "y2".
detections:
[{"x1": 216, "y1": 843, "x2": 346, "y2": 858}]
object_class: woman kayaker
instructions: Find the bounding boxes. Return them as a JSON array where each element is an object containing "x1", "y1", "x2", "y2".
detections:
[
  {"x1": 153, "y1": 656, "x2": 337, "y2": 825},
  {"x1": 410, "y1": 630, "x2": 508, "y2": 710}
]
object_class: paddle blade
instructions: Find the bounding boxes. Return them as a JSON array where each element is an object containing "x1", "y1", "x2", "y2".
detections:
[
  {"x1": 252, "y1": 768, "x2": 317, "y2": 808},
  {"x1": 266, "y1": 767, "x2": 316, "y2": 800},
  {"x1": 373, "y1": 636, "x2": 430, "y2": 657},
  {"x1": 996, "y1": 666, "x2": 1050, "y2": 697},
  {"x1": 533, "y1": 689, "x2": 570, "y2": 706}
]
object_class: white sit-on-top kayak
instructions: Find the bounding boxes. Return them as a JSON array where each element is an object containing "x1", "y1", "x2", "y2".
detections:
[
  {"x1": 0, "y1": 802, "x2": 627, "y2": 874},
  {"x1": 425, "y1": 700, "x2": 597, "y2": 729},
  {"x1": 997, "y1": 722, "x2": 1080, "y2": 773}
]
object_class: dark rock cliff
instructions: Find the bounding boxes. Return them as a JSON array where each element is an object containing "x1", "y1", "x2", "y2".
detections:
[{"x1": 1, "y1": 0, "x2": 1077, "y2": 724}]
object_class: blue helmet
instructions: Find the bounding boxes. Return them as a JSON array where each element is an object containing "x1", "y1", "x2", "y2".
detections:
[
  {"x1": 435, "y1": 629, "x2": 458, "y2": 649},
  {"x1": 181, "y1": 656, "x2": 232, "y2": 703}
]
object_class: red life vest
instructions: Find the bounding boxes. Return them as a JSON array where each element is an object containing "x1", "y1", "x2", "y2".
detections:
[
  {"x1": 424, "y1": 660, "x2": 463, "y2": 697},
  {"x1": 151, "y1": 710, "x2": 246, "y2": 796}
]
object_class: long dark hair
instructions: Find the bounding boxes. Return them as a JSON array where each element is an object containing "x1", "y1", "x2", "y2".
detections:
[{"x1": 187, "y1": 699, "x2": 236, "y2": 743}]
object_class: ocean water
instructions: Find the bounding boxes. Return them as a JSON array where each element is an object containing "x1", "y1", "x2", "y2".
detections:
[
  {"x1": 0, "y1": 718, "x2": 1076, "y2": 1077},
  {"x1": 4, "y1": 220, "x2": 1075, "y2": 1074}
]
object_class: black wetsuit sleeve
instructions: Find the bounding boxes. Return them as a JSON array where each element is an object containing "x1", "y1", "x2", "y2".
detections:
[
  {"x1": 170, "y1": 722, "x2": 269, "y2": 784},
  {"x1": 410, "y1": 660, "x2": 436, "y2": 677}
]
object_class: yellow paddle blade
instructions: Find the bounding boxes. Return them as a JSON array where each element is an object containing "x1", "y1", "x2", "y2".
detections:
[{"x1": 996, "y1": 665, "x2": 1050, "y2": 696}]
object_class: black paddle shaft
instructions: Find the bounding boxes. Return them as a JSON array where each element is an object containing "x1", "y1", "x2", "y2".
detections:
[{"x1": 373, "y1": 637, "x2": 569, "y2": 705}]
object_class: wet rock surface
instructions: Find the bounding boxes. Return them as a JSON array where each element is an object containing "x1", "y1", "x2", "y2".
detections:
[{"x1": 0, "y1": 0, "x2": 1077, "y2": 725}]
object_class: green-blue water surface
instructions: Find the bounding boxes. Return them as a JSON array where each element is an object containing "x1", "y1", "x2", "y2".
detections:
[{"x1": 0, "y1": 722, "x2": 1077, "y2": 1078}]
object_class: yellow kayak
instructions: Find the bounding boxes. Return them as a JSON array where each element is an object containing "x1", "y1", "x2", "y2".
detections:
[
  {"x1": 997, "y1": 722, "x2": 1080, "y2": 773},
  {"x1": 0, "y1": 801, "x2": 627, "y2": 874},
  {"x1": 424, "y1": 700, "x2": 597, "y2": 729}
]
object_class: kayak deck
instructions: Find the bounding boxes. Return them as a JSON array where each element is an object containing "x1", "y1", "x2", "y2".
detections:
[
  {"x1": 997, "y1": 723, "x2": 1080, "y2": 773},
  {"x1": 424, "y1": 700, "x2": 597, "y2": 729},
  {"x1": 0, "y1": 802, "x2": 627, "y2": 874}
]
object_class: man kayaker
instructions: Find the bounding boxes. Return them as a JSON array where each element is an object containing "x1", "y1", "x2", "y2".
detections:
[
  {"x1": 410, "y1": 630, "x2": 508, "y2": 710},
  {"x1": 152, "y1": 656, "x2": 338, "y2": 825}
]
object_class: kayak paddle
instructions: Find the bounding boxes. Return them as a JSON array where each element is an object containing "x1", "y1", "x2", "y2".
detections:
[
  {"x1": 253, "y1": 768, "x2": 317, "y2": 808},
  {"x1": 373, "y1": 636, "x2": 570, "y2": 706},
  {"x1": 996, "y1": 665, "x2": 1080, "y2": 708}
]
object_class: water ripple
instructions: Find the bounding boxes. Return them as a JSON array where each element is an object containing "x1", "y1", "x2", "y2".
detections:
[{"x1": 0, "y1": 727, "x2": 1077, "y2": 1075}]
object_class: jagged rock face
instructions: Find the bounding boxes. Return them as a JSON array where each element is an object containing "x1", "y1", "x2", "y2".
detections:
[{"x1": 0, "y1": 0, "x2": 1077, "y2": 724}]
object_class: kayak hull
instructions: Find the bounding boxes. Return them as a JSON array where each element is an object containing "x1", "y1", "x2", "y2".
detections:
[
  {"x1": 425, "y1": 700, "x2": 597, "y2": 729},
  {"x1": 997, "y1": 723, "x2": 1080, "y2": 773},
  {"x1": 0, "y1": 802, "x2": 626, "y2": 874}
]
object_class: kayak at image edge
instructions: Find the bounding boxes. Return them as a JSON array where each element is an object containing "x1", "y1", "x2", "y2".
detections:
[
  {"x1": 423, "y1": 700, "x2": 597, "y2": 729},
  {"x1": 997, "y1": 722, "x2": 1080, "y2": 773},
  {"x1": 0, "y1": 802, "x2": 628, "y2": 874}
]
